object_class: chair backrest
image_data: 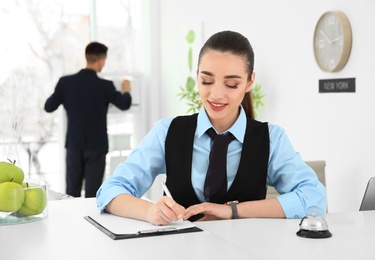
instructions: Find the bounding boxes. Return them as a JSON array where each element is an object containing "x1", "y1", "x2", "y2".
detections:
[
  {"x1": 305, "y1": 160, "x2": 326, "y2": 186},
  {"x1": 266, "y1": 160, "x2": 326, "y2": 199},
  {"x1": 359, "y1": 177, "x2": 375, "y2": 211}
]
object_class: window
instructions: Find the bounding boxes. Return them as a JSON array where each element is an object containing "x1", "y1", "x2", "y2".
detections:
[{"x1": 0, "y1": 0, "x2": 141, "y2": 192}]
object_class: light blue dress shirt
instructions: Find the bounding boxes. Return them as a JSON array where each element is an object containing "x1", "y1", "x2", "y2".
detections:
[{"x1": 97, "y1": 107, "x2": 327, "y2": 218}]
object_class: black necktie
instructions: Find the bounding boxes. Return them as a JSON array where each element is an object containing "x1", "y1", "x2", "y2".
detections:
[{"x1": 204, "y1": 128, "x2": 235, "y2": 203}]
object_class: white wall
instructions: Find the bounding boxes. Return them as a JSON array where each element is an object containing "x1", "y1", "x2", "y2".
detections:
[{"x1": 144, "y1": 0, "x2": 375, "y2": 213}]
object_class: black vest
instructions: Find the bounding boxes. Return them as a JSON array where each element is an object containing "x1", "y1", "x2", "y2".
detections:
[{"x1": 165, "y1": 114, "x2": 269, "y2": 209}]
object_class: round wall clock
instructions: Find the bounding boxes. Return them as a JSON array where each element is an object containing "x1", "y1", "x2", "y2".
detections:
[{"x1": 313, "y1": 11, "x2": 352, "y2": 72}]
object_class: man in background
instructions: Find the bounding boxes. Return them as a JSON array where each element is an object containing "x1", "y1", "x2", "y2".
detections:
[{"x1": 44, "y1": 42, "x2": 132, "y2": 198}]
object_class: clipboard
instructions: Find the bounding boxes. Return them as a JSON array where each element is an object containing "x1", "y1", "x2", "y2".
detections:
[{"x1": 84, "y1": 213, "x2": 202, "y2": 240}]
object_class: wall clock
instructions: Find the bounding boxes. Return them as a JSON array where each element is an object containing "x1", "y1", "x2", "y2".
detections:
[{"x1": 313, "y1": 11, "x2": 352, "y2": 72}]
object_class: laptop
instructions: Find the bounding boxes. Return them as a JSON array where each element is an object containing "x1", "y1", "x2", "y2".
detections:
[{"x1": 359, "y1": 177, "x2": 375, "y2": 211}]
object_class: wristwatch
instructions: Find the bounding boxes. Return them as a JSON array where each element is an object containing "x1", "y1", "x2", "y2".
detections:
[{"x1": 225, "y1": 200, "x2": 239, "y2": 219}]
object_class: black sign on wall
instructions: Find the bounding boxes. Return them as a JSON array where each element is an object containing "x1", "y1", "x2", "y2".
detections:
[{"x1": 319, "y1": 78, "x2": 356, "y2": 93}]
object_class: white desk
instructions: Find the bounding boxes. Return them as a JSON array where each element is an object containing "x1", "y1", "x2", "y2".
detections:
[
  {"x1": 1, "y1": 198, "x2": 374, "y2": 260},
  {"x1": 0, "y1": 198, "x2": 256, "y2": 260},
  {"x1": 197, "y1": 210, "x2": 375, "y2": 260}
]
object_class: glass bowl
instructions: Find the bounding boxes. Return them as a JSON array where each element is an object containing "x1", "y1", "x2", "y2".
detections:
[{"x1": 0, "y1": 178, "x2": 48, "y2": 225}]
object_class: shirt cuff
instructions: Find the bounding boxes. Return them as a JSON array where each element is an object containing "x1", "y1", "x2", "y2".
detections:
[
  {"x1": 96, "y1": 185, "x2": 131, "y2": 213},
  {"x1": 276, "y1": 192, "x2": 306, "y2": 219}
]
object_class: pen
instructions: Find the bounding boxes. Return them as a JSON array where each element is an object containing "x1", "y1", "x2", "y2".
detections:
[
  {"x1": 138, "y1": 227, "x2": 177, "y2": 234},
  {"x1": 161, "y1": 181, "x2": 183, "y2": 222},
  {"x1": 161, "y1": 181, "x2": 173, "y2": 199}
]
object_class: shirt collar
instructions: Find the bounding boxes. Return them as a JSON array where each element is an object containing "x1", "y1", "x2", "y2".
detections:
[{"x1": 197, "y1": 106, "x2": 247, "y2": 143}]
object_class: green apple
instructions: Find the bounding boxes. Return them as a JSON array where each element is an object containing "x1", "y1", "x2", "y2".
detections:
[
  {"x1": 0, "y1": 160, "x2": 25, "y2": 184},
  {"x1": 0, "y1": 181, "x2": 25, "y2": 212},
  {"x1": 18, "y1": 183, "x2": 47, "y2": 216}
]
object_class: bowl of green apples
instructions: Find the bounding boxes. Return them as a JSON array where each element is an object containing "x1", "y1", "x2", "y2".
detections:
[{"x1": 0, "y1": 159, "x2": 48, "y2": 225}]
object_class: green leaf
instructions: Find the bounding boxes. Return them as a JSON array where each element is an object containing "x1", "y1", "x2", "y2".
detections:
[
  {"x1": 186, "y1": 77, "x2": 195, "y2": 92},
  {"x1": 188, "y1": 48, "x2": 193, "y2": 72},
  {"x1": 250, "y1": 83, "x2": 265, "y2": 116},
  {"x1": 186, "y1": 30, "x2": 195, "y2": 44}
]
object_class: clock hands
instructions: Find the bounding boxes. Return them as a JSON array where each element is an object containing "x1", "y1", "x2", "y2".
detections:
[
  {"x1": 319, "y1": 30, "x2": 332, "y2": 44},
  {"x1": 319, "y1": 30, "x2": 341, "y2": 45},
  {"x1": 330, "y1": 37, "x2": 342, "y2": 44}
]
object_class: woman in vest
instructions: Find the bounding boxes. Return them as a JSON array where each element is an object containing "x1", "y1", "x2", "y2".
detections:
[{"x1": 97, "y1": 31, "x2": 327, "y2": 225}]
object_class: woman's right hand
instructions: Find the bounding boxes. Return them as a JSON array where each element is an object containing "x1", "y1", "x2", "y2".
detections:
[{"x1": 146, "y1": 196, "x2": 186, "y2": 225}]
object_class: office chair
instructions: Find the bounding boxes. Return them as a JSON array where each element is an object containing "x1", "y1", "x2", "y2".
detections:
[{"x1": 359, "y1": 177, "x2": 375, "y2": 211}]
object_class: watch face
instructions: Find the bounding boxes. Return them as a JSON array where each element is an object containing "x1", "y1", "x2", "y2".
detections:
[{"x1": 314, "y1": 11, "x2": 352, "y2": 72}]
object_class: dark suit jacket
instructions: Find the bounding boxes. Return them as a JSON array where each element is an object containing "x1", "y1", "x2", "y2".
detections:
[{"x1": 44, "y1": 69, "x2": 132, "y2": 150}]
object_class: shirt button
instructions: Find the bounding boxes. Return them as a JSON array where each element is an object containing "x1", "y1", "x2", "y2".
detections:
[{"x1": 294, "y1": 215, "x2": 299, "y2": 218}]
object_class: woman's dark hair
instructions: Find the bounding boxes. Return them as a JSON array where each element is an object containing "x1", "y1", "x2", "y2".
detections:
[{"x1": 197, "y1": 31, "x2": 255, "y2": 119}]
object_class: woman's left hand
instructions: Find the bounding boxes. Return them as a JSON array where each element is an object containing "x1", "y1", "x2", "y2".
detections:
[{"x1": 183, "y1": 202, "x2": 232, "y2": 221}]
